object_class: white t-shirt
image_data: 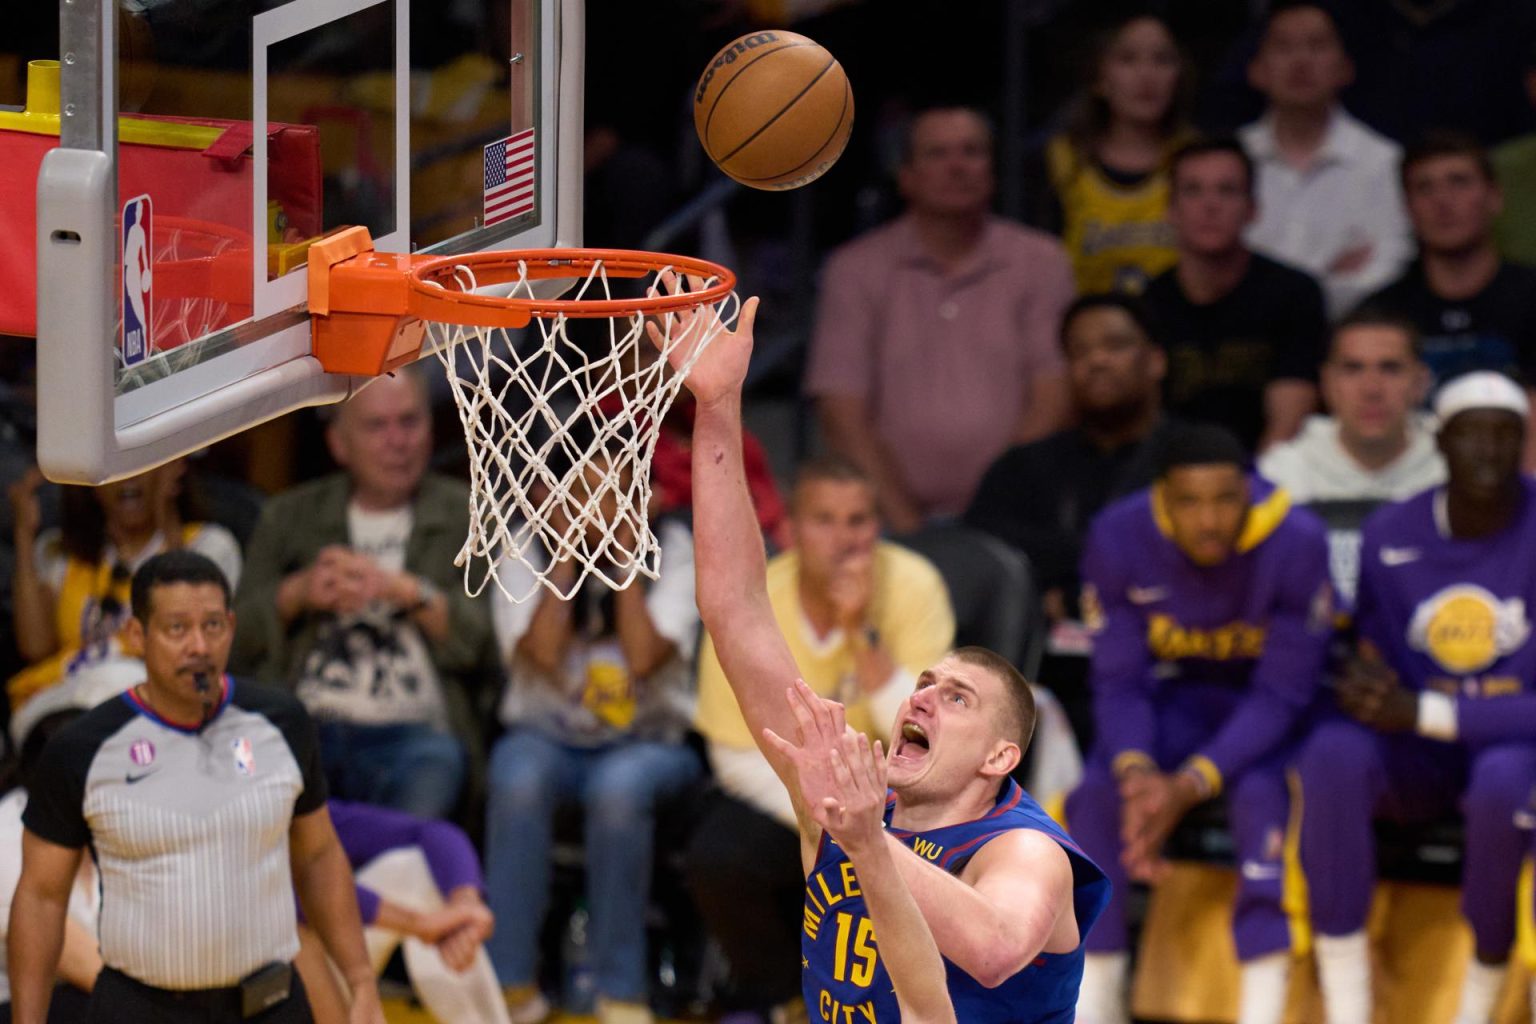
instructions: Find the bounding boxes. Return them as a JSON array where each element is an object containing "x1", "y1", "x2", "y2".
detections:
[
  {"x1": 0, "y1": 788, "x2": 98, "y2": 1004},
  {"x1": 294, "y1": 503, "x2": 445, "y2": 727}
]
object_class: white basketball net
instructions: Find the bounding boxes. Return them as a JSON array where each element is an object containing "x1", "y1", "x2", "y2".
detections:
[{"x1": 427, "y1": 259, "x2": 739, "y2": 603}]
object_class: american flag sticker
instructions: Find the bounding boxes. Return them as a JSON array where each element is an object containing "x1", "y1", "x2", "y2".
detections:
[{"x1": 483, "y1": 128, "x2": 536, "y2": 227}]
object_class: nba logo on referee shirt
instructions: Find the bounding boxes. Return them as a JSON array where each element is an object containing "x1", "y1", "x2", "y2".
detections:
[
  {"x1": 129, "y1": 739, "x2": 155, "y2": 766},
  {"x1": 482, "y1": 129, "x2": 536, "y2": 227},
  {"x1": 121, "y1": 195, "x2": 153, "y2": 367},
  {"x1": 232, "y1": 737, "x2": 255, "y2": 776}
]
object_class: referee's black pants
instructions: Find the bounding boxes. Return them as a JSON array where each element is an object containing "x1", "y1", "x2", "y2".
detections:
[{"x1": 87, "y1": 967, "x2": 312, "y2": 1023}]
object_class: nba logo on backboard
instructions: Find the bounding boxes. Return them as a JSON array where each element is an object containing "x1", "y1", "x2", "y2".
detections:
[{"x1": 121, "y1": 195, "x2": 153, "y2": 367}]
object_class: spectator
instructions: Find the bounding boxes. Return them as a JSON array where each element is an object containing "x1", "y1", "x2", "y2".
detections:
[
  {"x1": 685, "y1": 454, "x2": 954, "y2": 1024},
  {"x1": 232, "y1": 370, "x2": 495, "y2": 820},
  {"x1": 966, "y1": 293, "x2": 1175, "y2": 634},
  {"x1": 1031, "y1": 14, "x2": 1190, "y2": 294},
  {"x1": 0, "y1": 706, "x2": 99, "y2": 1022},
  {"x1": 1259, "y1": 310, "x2": 1444, "y2": 606},
  {"x1": 1067, "y1": 424, "x2": 1332, "y2": 1024},
  {"x1": 295, "y1": 801, "x2": 505, "y2": 1024},
  {"x1": 806, "y1": 105, "x2": 1077, "y2": 533},
  {"x1": 8, "y1": 460, "x2": 241, "y2": 712},
  {"x1": 1364, "y1": 132, "x2": 1536, "y2": 454},
  {"x1": 1295, "y1": 372, "x2": 1536, "y2": 1024},
  {"x1": 1142, "y1": 139, "x2": 1328, "y2": 453},
  {"x1": 1240, "y1": 1, "x2": 1412, "y2": 319},
  {"x1": 1492, "y1": 42, "x2": 1536, "y2": 267},
  {"x1": 483, "y1": 457, "x2": 701, "y2": 1024},
  {"x1": 1324, "y1": 0, "x2": 1536, "y2": 148}
]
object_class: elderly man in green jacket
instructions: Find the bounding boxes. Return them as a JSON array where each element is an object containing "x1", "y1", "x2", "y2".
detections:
[{"x1": 232, "y1": 369, "x2": 496, "y2": 819}]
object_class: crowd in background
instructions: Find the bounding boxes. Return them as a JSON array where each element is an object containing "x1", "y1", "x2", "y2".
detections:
[{"x1": 6, "y1": 1, "x2": 1536, "y2": 1023}]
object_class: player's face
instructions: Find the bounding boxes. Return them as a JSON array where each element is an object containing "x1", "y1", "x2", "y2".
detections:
[
  {"x1": 898, "y1": 110, "x2": 995, "y2": 218},
  {"x1": 1160, "y1": 464, "x2": 1250, "y2": 566},
  {"x1": 789, "y1": 478, "x2": 879, "y2": 588},
  {"x1": 327, "y1": 374, "x2": 432, "y2": 507},
  {"x1": 134, "y1": 582, "x2": 234, "y2": 708},
  {"x1": 1249, "y1": 6, "x2": 1351, "y2": 110},
  {"x1": 1064, "y1": 307, "x2": 1165, "y2": 415},
  {"x1": 1404, "y1": 155, "x2": 1501, "y2": 256},
  {"x1": 887, "y1": 656, "x2": 1017, "y2": 796},
  {"x1": 1322, "y1": 325, "x2": 1426, "y2": 446},
  {"x1": 1439, "y1": 408, "x2": 1524, "y2": 502},
  {"x1": 1097, "y1": 17, "x2": 1182, "y2": 128},
  {"x1": 1167, "y1": 153, "x2": 1255, "y2": 257}
]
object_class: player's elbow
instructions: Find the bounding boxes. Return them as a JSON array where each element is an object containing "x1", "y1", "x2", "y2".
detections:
[{"x1": 966, "y1": 929, "x2": 1044, "y2": 988}]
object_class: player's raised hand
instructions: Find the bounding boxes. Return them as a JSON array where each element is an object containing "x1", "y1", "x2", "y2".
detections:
[
  {"x1": 763, "y1": 679, "x2": 851, "y2": 826},
  {"x1": 820, "y1": 730, "x2": 889, "y2": 857},
  {"x1": 645, "y1": 271, "x2": 758, "y2": 408}
]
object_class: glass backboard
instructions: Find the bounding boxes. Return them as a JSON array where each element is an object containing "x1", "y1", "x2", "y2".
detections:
[{"x1": 19, "y1": 0, "x2": 582, "y2": 483}]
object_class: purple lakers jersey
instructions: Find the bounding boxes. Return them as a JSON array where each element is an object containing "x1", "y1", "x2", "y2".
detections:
[
  {"x1": 1080, "y1": 476, "x2": 1334, "y2": 780},
  {"x1": 1356, "y1": 479, "x2": 1536, "y2": 747}
]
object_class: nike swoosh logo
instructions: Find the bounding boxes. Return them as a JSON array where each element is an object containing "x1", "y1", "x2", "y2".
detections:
[
  {"x1": 125, "y1": 771, "x2": 158, "y2": 784},
  {"x1": 1127, "y1": 586, "x2": 1169, "y2": 604},
  {"x1": 1380, "y1": 547, "x2": 1421, "y2": 566},
  {"x1": 1240, "y1": 861, "x2": 1281, "y2": 881}
]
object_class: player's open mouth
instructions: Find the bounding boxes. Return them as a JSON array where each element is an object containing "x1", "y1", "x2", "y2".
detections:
[{"x1": 892, "y1": 721, "x2": 931, "y2": 765}]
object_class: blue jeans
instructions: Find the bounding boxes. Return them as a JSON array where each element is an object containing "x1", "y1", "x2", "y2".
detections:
[
  {"x1": 316, "y1": 721, "x2": 466, "y2": 819},
  {"x1": 483, "y1": 728, "x2": 703, "y2": 1001}
]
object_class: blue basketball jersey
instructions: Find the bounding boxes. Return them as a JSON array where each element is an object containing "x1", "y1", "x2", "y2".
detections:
[{"x1": 800, "y1": 778, "x2": 1110, "y2": 1023}]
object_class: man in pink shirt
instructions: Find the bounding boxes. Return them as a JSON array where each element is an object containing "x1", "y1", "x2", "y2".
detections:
[{"x1": 806, "y1": 106, "x2": 1077, "y2": 533}]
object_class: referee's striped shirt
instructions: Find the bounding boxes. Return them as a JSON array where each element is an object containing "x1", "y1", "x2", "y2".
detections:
[{"x1": 23, "y1": 679, "x2": 327, "y2": 989}]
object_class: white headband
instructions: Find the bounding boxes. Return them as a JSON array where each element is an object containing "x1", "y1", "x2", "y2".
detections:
[{"x1": 1434, "y1": 371, "x2": 1529, "y2": 423}]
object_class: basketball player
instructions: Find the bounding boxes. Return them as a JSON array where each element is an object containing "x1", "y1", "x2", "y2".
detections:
[{"x1": 656, "y1": 286, "x2": 1109, "y2": 1022}]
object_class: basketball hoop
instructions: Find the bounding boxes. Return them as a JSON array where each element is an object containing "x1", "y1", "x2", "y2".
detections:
[{"x1": 310, "y1": 227, "x2": 739, "y2": 603}]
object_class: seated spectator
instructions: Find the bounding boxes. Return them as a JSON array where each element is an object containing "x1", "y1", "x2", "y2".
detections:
[
  {"x1": 1363, "y1": 132, "x2": 1536, "y2": 454},
  {"x1": 1296, "y1": 372, "x2": 1536, "y2": 1024},
  {"x1": 1068, "y1": 424, "x2": 1332, "y2": 1024},
  {"x1": 806, "y1": 105, "x2": 1076, "y2": 533},
  {"x1": 1030, "y1": 13, "x2": 1190, "y2": 294},
  {"x1": 1492, "y1": 43, "x2": 1536, "y2": 267},
  {"x1": 0, "y1": 705, "x2": 99, "y2": 1022},
  {"x1": 1259, "y1": 310, "x2": 1444, "y2": 605},
  {"x1": 1142, "y1": 139, "x2": 1328, "y2": 452},
  {"x1": 232, "y1": 370, "x2": 495, "y2": 819},
  {"x1": 483, "y1": 458, "x2": 701, "y2": 1024},
  {"x1": 295, "y1": 800, "x2": 505, "y2": 1024},
  {"x1": 685, "y1": 455, "x2": 954, "y2": 1024},
  {"x1": 1240, "y1": 1, "x2": 1412, "y2": 318},
  {"x1": 8, "y1": 460, "x2": 241, "y2": 711},
  {"x1": 966, "y1": 293, "x2": 1175, "y2": 636}
]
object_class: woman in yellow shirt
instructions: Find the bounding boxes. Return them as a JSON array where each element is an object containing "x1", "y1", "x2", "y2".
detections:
[
  {"x1": 7, "y1": 459, "x2": 242, "y2": 709},
  {"x1": 1036, "y1": 14, "x2": 1192, "y2": 294}
]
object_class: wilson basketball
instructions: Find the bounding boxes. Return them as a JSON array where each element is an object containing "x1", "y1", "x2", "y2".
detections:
[{"x1": 694, "y1": 30, "x2": 853, "y2": 191}]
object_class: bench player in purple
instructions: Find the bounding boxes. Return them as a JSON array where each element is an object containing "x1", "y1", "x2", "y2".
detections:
[
  {"x1": 1296, "y1": 371, "x2": 1536, "y2": 1023},
  {"x1": 1068, "y1": 424, "x2": 1333, "y2": 1024}
]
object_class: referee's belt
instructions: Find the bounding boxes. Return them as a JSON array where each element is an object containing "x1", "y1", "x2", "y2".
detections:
[{"x1": 101, "y1": 963, "x2": 294, "y2": 1017}]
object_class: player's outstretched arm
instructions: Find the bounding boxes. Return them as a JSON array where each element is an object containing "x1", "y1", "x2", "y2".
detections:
[
  {"x1": 652, "y1": 287, "x2": 811, "y2": 800},
  {"x1": 820, "y1": 730, "x2": 956, "y2": 1024}
]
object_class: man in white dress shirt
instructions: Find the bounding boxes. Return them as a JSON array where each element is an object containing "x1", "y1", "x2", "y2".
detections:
[{"x1": 1240, "y1": 1, "x2": 1412, "y2": 319}]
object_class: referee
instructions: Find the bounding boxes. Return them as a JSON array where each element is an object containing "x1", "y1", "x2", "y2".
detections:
[{"x1": 7, "y1": 551, "x2": 385, "y2": 1023}]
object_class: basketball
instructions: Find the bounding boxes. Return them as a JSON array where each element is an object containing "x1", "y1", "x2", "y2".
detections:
[{"x1": 693, "y1": 30, "x2": 854, "y2": 191}]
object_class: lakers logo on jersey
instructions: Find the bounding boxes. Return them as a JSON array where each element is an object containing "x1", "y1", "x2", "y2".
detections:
[{"x1": 1408, "y1": 585, "x2": 1530, "y2": 674}]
